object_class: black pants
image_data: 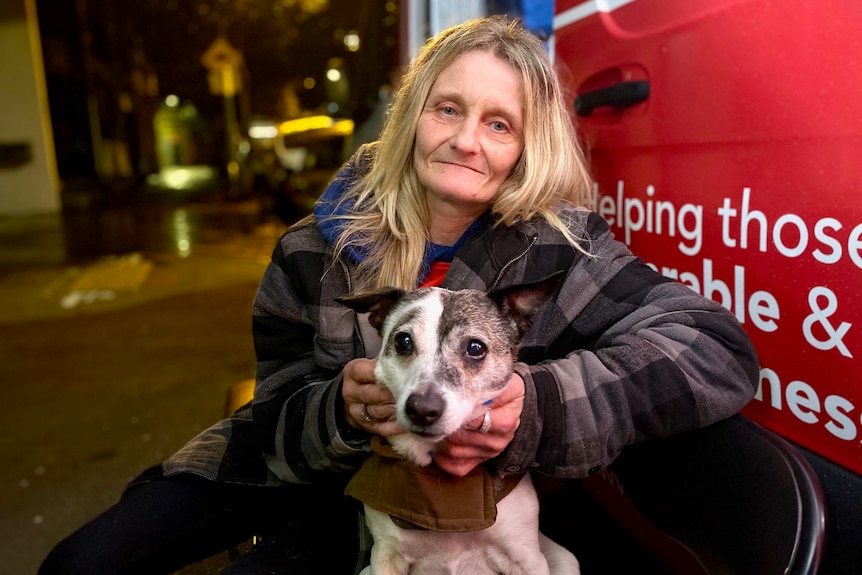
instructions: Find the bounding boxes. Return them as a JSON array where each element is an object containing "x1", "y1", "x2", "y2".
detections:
[{"x1": 38, "y1": 474, "x2": 359, "y2": 575}]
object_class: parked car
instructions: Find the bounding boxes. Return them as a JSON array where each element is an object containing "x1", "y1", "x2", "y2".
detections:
[
  {"x1": 264, "y1": 115, "x2": 354, "y2": 224},
  {"x1": 553, "y1": 0, "x2": 861, "y2": 572}
]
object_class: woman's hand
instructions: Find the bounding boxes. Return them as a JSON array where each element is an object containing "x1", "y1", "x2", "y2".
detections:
[
  {"x1": 433, "y1": 373, "x2": 525, "y2": 477},
  {"x1": 341, "y1": 358, "x2": 403, "y2": 437},
  {"x1": 343, "y1": 360, "x2": 525, "y2": 476}
]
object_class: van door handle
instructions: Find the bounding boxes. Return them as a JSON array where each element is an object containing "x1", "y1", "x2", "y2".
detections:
[{"x1": 575, "y1": 81, "x2": 650, "y2": 116}]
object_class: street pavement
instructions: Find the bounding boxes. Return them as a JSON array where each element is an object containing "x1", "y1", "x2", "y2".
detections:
[{"x1": 0, "y1": 192, "x2": 290, "y2": 574}]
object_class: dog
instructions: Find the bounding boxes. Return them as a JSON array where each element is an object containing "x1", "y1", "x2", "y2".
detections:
[{"x1": 337, "y1": 274, "x2": 580, "y2": 575}]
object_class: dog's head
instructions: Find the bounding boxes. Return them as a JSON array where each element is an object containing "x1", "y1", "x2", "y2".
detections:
[{"x1": 337, "y1": 273, "x2": 562, "y2": 441}]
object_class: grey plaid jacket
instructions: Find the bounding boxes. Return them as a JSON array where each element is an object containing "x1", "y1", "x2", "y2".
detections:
[{"x1": 155, "y1": 206, "x2": 759, "y2": 488}]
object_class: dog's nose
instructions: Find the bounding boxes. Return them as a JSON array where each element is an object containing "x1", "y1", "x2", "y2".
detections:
[{"x1": 405, "y1": 392, "x2": 445, "y2": 427}]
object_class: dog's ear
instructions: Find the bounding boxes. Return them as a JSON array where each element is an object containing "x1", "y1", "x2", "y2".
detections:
[
  {"x1": 335, "y1": 287, "x2": 406, "y2": 332},
  {"x1": 487, "y1": 271, "x2": 565, "y2": 336}
]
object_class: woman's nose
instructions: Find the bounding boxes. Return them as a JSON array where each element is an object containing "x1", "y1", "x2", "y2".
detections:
[{"x1": 450, "y1": 118, "x2": 481, "y2": 153}]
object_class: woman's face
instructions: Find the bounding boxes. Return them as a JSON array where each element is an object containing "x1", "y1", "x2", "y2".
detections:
[{"x1": 414, "y1": 50, "x2": 525, "y2": 213}]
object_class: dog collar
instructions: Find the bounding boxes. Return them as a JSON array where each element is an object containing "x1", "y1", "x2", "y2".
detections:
[{"x1": 345, "y1": 437, "x2": 524, "y2": 532}]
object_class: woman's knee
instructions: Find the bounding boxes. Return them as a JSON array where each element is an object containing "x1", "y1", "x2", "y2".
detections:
[{"x1": 38, "y1": 529, "x2": 117, "y2": 575}]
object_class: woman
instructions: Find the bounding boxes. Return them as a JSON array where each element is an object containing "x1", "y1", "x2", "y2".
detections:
[{"x1": 41, "y1": 16, "x2": 758, "y2": 574}]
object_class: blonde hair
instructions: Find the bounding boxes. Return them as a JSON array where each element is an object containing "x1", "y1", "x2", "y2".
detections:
[{"x1": 330, "y1": 15, "x2": 593, "y2": 290}]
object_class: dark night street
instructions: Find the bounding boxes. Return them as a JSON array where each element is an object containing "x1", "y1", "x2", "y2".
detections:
[{"x1": 0, "y1": 190, "x2": 289, "y2": 574}]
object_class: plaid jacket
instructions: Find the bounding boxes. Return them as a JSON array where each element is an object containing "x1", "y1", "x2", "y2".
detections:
[{"x1": 155, "y1": 206, "x2": 759, "y2": 487}]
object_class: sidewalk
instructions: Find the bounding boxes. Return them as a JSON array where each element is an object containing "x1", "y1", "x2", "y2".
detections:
[{"x1": 0, "y1": 194, "x2": 289, "y2": 574}]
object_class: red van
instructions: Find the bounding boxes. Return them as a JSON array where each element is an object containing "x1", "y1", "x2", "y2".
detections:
[{"x1": 554, "y1": 0, "x2": 861, "y2": 571}]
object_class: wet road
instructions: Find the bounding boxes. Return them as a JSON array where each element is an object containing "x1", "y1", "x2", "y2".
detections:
[
  {"x1": 61, "y1": 198, "x2": 264, "y2": 263},
  {"x1": 0, "y1": 189, "x2": 295, "y2": 574}
]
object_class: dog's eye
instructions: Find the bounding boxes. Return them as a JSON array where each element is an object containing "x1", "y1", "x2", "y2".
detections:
[
  {"x1": 394, "y1": 332, "x2": 413, "y2": 355},
  {"x1": 466, "y1": 339, "x2": 487, "y2": 359}
]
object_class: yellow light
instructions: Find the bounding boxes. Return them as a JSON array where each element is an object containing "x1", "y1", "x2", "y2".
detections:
[
  {"x1": 331, "y1": 119, "x2": 355, "y2": 136},
  {"x1": 281, "y1": 0, "x2": 328, "y2": 14},
  {"x1": 149, "y1": 166, "x2": 218, "y2": 190},
  {"x1": 275, "y1": 116, "x2": 354, "y2": 150},
  {"x1": 173, "y1": 209, "x2": 191, "y2": 258},
  {"x1": 343, "y1": 32, "x2": 360, "y2": 52},
  {"x1": 249, "y1": 124, "x2": 278, "y2": 139},
  {"x1": 278, "y1": 115, "x2": 336, "y2": 135}
]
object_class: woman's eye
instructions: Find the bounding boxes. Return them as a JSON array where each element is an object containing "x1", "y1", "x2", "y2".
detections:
[
  {"x1": 394, "y1": 332, "x2": 414, "y2": 355},
  {"x1": 441, "y1": 106, "x2": 456, "y2": 116},
  {"x1": 466, "y1": 339, "x2": 487, "y2": 359},
  {"x1": 491, "y1": 120, "x2": 508, "y2": 132}
]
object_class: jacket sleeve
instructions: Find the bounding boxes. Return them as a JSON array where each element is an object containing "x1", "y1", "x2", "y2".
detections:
[
  {"x1": 497, "y1": 214, "x2": 760, "y2": 479},
  {"x1": 251, "y1": 229, "x2": 371, "y2": 484}
]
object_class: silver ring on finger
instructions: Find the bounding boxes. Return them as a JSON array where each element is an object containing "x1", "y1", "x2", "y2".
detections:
[
  {"x1": 361, "y1": 403, "x2": 374, "y2": 422},
  {"x1": 478, "y1": 412, "x2": 492, "y2": 434}
]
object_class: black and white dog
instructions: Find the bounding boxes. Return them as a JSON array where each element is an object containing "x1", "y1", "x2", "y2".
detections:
[{"x1": 338, "y1": 275, "x2": 580, "y2": 575}]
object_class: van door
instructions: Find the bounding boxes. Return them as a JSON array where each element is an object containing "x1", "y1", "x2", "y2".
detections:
[{"x1": 554, "y1": 0, "x2": 862, "y2": 477}]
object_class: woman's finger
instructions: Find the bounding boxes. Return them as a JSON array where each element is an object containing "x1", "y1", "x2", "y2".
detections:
[
  {"x1": 341, "y1": 358, "x2": 405, "y2": 434},
  {"x1": 435, "y1": 374, "x2": 526, "y2": 473}
]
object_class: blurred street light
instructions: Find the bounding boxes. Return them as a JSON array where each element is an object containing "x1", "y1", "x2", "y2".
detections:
[
  {"x1": 343, "y1": 31, "x2": 361, "y2": 52},
  {"x1": 36, "y1": 0, "x2": 400, "y2": 191}
]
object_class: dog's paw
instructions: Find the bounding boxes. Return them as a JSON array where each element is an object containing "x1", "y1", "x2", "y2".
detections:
[
  {"x1": 412, "y1": 449, "x2": 434, "y2": 467},
  {"x1": 390, "y1": 434, "x2": 434, "y2": 466}
]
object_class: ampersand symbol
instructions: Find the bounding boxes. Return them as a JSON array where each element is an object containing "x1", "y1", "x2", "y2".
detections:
[{"x1": 802, "y1": 286, "x2": 853, "y2": 358}]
